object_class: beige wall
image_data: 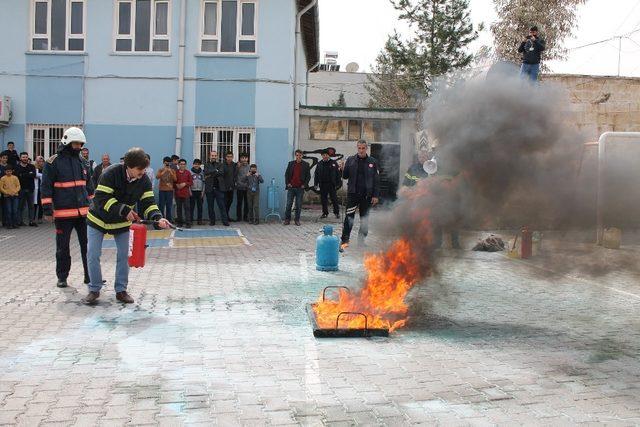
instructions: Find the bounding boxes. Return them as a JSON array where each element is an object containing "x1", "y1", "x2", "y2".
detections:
[{"x1": 542, "y1": 74, "x2": 640, "y2": 142}]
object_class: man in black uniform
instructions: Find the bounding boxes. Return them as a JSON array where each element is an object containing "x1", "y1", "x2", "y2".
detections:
[
  {"x1": 340, "y1": 140, "x2": 380, "y2": 250},
  {"x1": 41, "y1": 127, "x2": 93, "y2": 287},
  {"x1": 314, "y1": 149, "x2": 341, "y2": 219},
  {"x1": 402, "y1": 149, "x2": 430, "y2": 187}
]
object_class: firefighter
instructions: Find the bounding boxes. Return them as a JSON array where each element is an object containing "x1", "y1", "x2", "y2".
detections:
[
  {"x1": 340, "y1": 139, "x2": 380, "y2": 251},
  {"x1": 83, "y1": 147, "x2": 171, "y2": 305},
  {"x1": 41, "y1": 127, "x2": 93, "y2": 288},
  {"x1": 402, "y1": 149, "x2": 430, "y2": 187}
]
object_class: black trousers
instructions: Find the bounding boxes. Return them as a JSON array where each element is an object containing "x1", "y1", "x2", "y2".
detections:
[
  {"x1": 236, "y1": 189, "x2": 248, "y2": 221},
  {"x1": 190, "y1": 190, "x2": 203, "y2": 222},
  {"x1": 319, "y1": 182, "x2": 339, "y2": 216},
  {"x1": 341, "y1": 193, "x2": 371, "y2": 244},
  {"x1": 206, "y1": 189, "x2": 228, "y2": 224},
  {"x1": 55, "y1": 217, "x2": 89, "y2": 283},
  {"x1": 176, "y1": 197, "x2": 191, "y2": 225},
  {"x1": 224, "y1": 191, "x2": 234, "y2": 219}
]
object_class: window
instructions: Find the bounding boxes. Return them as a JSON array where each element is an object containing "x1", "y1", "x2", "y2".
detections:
[
  {"x1": 31, "y1": 0, "x2": 85, "y2": 51},
  {"x1": 26, "y1": 124, "x2": 82, "y2": 159},
  {"x1": 195, "y1": 127, "x2": 256, "y2": 163},
  {"x1": 361, "y1": 120, "x2": 400, "y2": 142},
  {"x1": 115, "y1": 0, "x2": 170, "y2": 53},
  {"x1": 200, "y1": 0, "x2": 257, "y2": 53},
  {"x1": 309, "y1": 119, "x2": 347, "y2": 141}
]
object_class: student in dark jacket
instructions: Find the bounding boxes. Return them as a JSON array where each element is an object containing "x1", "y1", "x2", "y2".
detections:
[
  {"x1": 41, "y1": 127, "x2": 94, "y2": 288},
  {"x1": 221, "y1": 152, "x2": 237, "y2": 220},
  {"x1": 203, "y1": 151, "x2": 229, "y2": 226},
  {"x1": 283, "y1": 149, "x2": 311, "y2": 226},
  {"x1": 0, "y1": 142, "x2": 20, "y2": 167},
  {"x1": 314, "y1": 149, "x2": 341, "y2": 219},
  {"x1": 518, "y1": 26, "x2": 546, "y2": 82},
  {"x1": 83, "y1": 147, "x2": 169, "y2": 305},
  {"x1": 340, "y1": 140, "x2": 380, "y2": 250},
  {"x1": 15, "y1": 152, "x2": 37, "y2": 226}
]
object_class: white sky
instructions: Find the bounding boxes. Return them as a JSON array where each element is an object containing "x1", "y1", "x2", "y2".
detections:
[{"x1": 318, "y1": 0, "x2": 640, "y2": 77}]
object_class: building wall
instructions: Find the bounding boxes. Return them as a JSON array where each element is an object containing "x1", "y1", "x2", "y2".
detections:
[
  {"x1": 308, "y1": 71, "x2": 370, "y2": 107},
  {"x1": 0, "y1": 0, "x2": 311, "y2": 215}
]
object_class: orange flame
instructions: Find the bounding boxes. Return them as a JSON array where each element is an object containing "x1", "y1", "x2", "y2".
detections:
[{"x1": 313, "y1": 238, "x2": 424, "y2": 332}]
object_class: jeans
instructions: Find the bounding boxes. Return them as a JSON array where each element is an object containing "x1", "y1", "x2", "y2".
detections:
[
  {"x1": 341, "y1": 193, "x2": 371, "y2": 244},
  {"x1": 87, "y1": 225, "x2": 129, "y2": 293},
  {"x1": 319, "y1": 182, "x2": 340, "y2": 216},
  {"x1": 236, "y1": 189, "x2": 248, "y2": 221},
  {"x1": 205, "y1": 189, "x2": 228, "y2": 224},
  {"x1": 520, "y1": 63, "x2": 540, "y2": 82},
  {"x1": 2, "y1": 196, "x2": 19, "y2": 227},
  {"x1": 190, "y1": 190, "x2": 203, "y2": 222},
  {"x1": 247, "y1": 191, "x2": 260, "y2": 222},
  {"x1": 224, "y1": 191, "x2": 234, "y2": 219},
  {"x1": 176, "y1": 197, "x2": 191, "y2": 225},
  {"x1": 285, "y1": 187, "x2": 304, "y2": 221},
  {"x1": 158, "y1": 190, "x2": 174, "y2": 222},
  {"x1": 55, "y1": 217, "x2": 89, "y2": 283},
  {"x1": 18, "y1": 189, "x2": 34, "y2": 224}
]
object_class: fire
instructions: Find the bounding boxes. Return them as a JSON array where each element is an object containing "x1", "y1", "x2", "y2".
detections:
[{"x1": 313, "y1": 238, "x2": 424, "y2": 332}]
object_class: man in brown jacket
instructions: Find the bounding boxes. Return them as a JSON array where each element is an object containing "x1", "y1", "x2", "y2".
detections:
[{"x1": 156, "y1": 156, "x2": 177, "y2": 222}]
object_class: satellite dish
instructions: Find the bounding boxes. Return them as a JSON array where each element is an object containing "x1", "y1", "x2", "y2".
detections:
[
  {"x1": 345, "y1": 62, "x2": 360, "y2": 73},
  {"x1": 423, "y1": 158, "x2": 438, "y2": 175}
]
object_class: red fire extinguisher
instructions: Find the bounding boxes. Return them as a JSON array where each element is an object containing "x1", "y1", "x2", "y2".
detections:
[
  {"x1": 520, "y1": 226, "x2": 533, "y2": 259},
  {"x1": 128, "y1": 223, "x2": 148, "y2": 268}
]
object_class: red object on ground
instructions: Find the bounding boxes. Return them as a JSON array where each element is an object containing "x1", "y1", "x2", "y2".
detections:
[
  {"x1": 521, "y1": 226, "x2": 533, "y2": 259},
  {"x1": 128, "y1": 223, "x2": 147, "y2": 268}
]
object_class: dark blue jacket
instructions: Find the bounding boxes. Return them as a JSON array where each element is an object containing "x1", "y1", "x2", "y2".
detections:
[
  {"x1": 41, "y1": 145, "x2": 93, "y2": 219},
  {"x1": 342, "y1": 155, "x2": 380, "y2": 198}
]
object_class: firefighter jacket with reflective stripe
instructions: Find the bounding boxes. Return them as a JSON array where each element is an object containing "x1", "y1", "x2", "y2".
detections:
[
  {"x1": 41, "y1": 146, "x2": 94, "y2": 219},
  {"x1": 402, "y1": 163, "x2": 429, "y2": 187},
  {"x1": 88, "y1": 164, "x2": 161, "y2": 235}
]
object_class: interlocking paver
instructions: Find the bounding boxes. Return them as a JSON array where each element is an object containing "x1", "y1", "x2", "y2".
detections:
[{"x1": 0, "y1": 219, "x2": 639, "y2": 425}]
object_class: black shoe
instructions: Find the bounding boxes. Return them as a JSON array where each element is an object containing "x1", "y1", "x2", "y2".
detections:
[
  {"x1": 82, "y1": 291, "x2": 100, "y2": 305},
  {"x1": 294, "y1": 220, "x2": 301, "y2": 226},
  {"x1": 223, "y1": 222, "x2": 230, "y2": 227},
  {"x1": 335, "y1": 213, "x2": 340, "y2": 219},
  {"x1": 185, "y1": 223, "x2": 192, "y2": 229},
  {"x1": 29, "y1": 222, "x2": 37, "y2": 227},
  {"x1": 116, "y1": 291, "x2": 134, "y2": 304},
  {"x1": 339, "y1": 242, "x2": 349, "y2": 253},
  {"x1": 18, "y1": 222, "x2": 26, "y2": 227},
  {"x1": 209, "y1": 221, "x2": 216, "y2": 226},
  {"x1": 56, "y1": 280, "x2": 68, "y2": 288},
  {"x1": 320, "y1": 214, "x2": 328, "y2": 219},
  {"x1": 283, "y1": 220, "x2": 290, "y2": 225},
  {"x1": 197, "y1": 220, "x2": 203, "y2": 225},
  {"x1": 254, "y1": 220, "x2": 259, "y2": 225}
]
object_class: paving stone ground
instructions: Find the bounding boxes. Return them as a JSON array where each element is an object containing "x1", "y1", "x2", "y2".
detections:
[{"x1": 0, "y1": 213, "x2": 639, "y2": 426}]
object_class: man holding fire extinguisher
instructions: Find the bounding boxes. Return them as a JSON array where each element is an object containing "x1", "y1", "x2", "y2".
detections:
[{"x1": 83, "y1": 147, "x2": 171, "y2": 305}]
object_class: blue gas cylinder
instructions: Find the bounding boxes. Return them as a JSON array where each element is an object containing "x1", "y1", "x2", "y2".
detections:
[{"x1": 316, "y1": 225, "x2": 340, "y2": 271}]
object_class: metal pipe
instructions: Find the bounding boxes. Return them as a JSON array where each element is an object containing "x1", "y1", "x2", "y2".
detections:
[
  {"x1": 175, "y1": 0, "x2": 187, "y2": 156},
  {"x1": 293, "y1": 0, "x2": 318, "y2": 153}
]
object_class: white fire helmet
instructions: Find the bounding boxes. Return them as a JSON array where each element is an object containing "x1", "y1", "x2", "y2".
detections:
[{"x1": 61, "y1": 127, "x2": 86, "y2": 146}]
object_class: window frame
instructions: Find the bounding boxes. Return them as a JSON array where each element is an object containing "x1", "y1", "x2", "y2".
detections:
[
  {"x1": 25, "y1": 124, "x2": 83, "y2": 160},
  {"x1": 113, "y1": 0, "x2": 172, "y2": 55},
  {"x1": 194, "y1": 127, "x2": 256, "y2": 164},
  {"x1": 30, "y1": 0, "x2": 86, "y2": 53},
  {"x1": 199, "y1": 0, "x2": 258, "y2": 55}
]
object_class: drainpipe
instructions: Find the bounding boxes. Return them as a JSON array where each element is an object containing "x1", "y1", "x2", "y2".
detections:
[
  {"x1": 175, "y1": 0, "x2": 187, "y2": 156},
  {"x1": 293, "y1": 0, "x2": 318, "y2": 152}
]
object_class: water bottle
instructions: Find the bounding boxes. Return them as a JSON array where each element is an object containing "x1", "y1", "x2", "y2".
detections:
[{"x1": 316, "y1": 225, "x2": 339, "y2": 271}]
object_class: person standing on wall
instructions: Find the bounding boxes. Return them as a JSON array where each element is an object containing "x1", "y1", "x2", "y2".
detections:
[
  {"x1": 314, "y1": 149, "x2": 341, "y2": 219},
  {"x1": 340, "y1": 139, "x2": 380, "y2": 251},
  {"x1": 41, "y1": 127, "x2": 93, "y2": 288},
  {"x1": 283, "y1": 149, "x2": 310, "y2": 226},
  {"x1": 221, "y1": 152, "x2": 237, "y2": 220},
  {"x1": 518, "y1": 26, "x2": 545, "y2": 82},
  {"x1": 204, "y1": 151, "x2": 229, "y2": 226}
]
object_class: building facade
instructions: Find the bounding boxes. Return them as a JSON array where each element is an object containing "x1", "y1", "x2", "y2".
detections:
[{"x1": 0, "y1": 0, "x2": 319, "y2": 212}]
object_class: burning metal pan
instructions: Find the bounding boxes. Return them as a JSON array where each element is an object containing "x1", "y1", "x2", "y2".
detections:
[{"x1": 306, "y1": 304, "x2": 389, "y2": 338}]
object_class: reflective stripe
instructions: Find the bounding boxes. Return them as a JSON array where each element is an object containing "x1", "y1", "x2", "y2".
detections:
[
  {"x1": 405, "y1": 173, "x2": 419, "y2": 181},
  {"x1": 87, "y1": 212, "x2": 132, "y2": 230},
  {"x1": 141, "y1": 191, "x2": 154, "y2": 200},
  {"x1": 41, "y1": 197, "x2": 53, "y2": 205},
  {"x1": 53, "y1": 207, "x2": 89, "y2": 218},
  {"x1": 144, "y1": 204, "x2": 159, "y2": 218},
  {"x1": 96, "y1": 185, "x2": 114, "y2": 194},
  {"x1": 54, "y1": 180, "x2": 86, "y2": 188},
  {"x1": 104, "y1": 198, "x2": 118, "y2": 212}
]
